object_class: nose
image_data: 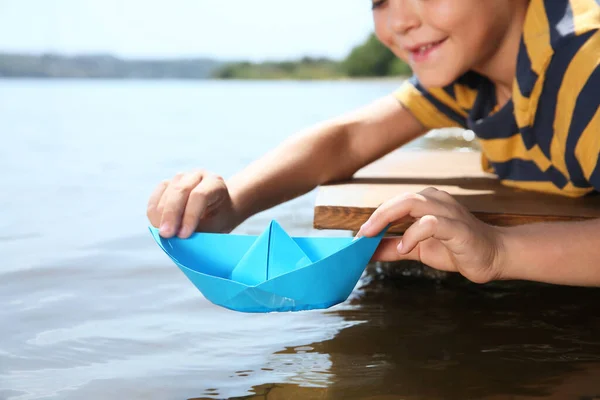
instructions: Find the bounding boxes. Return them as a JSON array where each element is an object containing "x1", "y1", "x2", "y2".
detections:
[{"x1": 388, "y1": 0, "x2": 420, "y2": 35}]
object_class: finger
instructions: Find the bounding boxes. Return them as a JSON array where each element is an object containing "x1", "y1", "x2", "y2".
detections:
[
  {"x1": 371, "y1": 237, "x2": 404, "y2": 262},
  {"x1": 159, "y1": 171, "x2": 204, "y2": 237},
  {"x1": 371, "y1": 236, "x2": 428, "y2": 263},
  {"x1": 421, "y1": 187, "x2": 455, "y2": 203},
  {"x1": 398, "y1": 215, "x2": 464, "y2": 255},
  {"x1": 419, "y1": 186, "x2": 440, "y2": 196},
  {"x1": 421, "y1": 188, "x2": 465, "y2": 217},
  {"x1": 357, "y1": 192, "x2": 454, "y2": 238},
  {"x1": 157, "y1": 173, "x2": 184, "y2": 220},
  {"x1": 178, "y1": 175, "x2": 227, "y2": 238},
  {"x1": 147, "y1": 180, "x2": 169, "y2": 228}
]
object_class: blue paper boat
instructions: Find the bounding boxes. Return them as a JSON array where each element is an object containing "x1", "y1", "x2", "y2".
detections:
[{"x1": 148, "y1": 220, "x2": 386, "y2": 313}]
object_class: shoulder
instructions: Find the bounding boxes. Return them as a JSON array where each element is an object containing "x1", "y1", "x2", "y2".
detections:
[
  {"x1": 520, "y1": 0, "x2": 600, "y2": 75},
  {"x1": 543, "y1": 0, "x2": 599, "y2": 43},
  {"x1": 514, "y1": 0, "x2": 599, "y2": 125},
  {"x1": 512, "y1": 1, "x2": 600, "y2": 192}
]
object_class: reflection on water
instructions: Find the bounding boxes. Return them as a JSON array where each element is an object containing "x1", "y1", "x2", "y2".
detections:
[
  {"x1": 323, "y1": 264, "x2": 600, "y2": 399},
  {"x1": 194, "y1": 264, "x2": 600, "y2": 400},
  {"x1": 421, "y1": 128, "x2": 481, "y2": 152}
]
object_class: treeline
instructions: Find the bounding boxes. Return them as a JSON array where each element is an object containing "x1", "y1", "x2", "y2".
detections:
[
  {"x1": 0, "y1": 53, "x2": 221, "y2": 79},
  {"x1": 213, "y1": 33, "x2": 412, "y2": 79},
  {"x1": 215, "y1": 57, "x2": 345, "y2": 80},
  {"x1": 0, "y1": 33, "x2": 411, "y2": 80}
]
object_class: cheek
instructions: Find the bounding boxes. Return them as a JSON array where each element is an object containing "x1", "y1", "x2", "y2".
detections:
[
  {"x1": 432, "y1": 2, "x2": 508, "y2": 61},
  {"x1": 373, "y1": 13, "x2": 409, "y2": 62},
  {"x1": 449, "y1": 18, "x2": 506, "y2": 68}
]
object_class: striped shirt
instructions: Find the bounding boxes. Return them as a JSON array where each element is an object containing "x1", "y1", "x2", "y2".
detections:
[{"x1": 394, "y1": 0, "x2": 600, "y2": 197}]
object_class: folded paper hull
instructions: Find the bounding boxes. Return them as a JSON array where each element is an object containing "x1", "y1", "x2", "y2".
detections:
[{"x1": 149, "y1": 221, "x2": 386, "y2": 313}]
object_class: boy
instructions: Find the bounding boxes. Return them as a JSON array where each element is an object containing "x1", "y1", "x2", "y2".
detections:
[{"x1": 147, "y1": 0, "x2": 600, "y2": 286}]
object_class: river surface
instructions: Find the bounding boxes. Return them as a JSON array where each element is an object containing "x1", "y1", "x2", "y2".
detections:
[{"x1": 1, "y1": 80, "x2": 599, "y2": 399}]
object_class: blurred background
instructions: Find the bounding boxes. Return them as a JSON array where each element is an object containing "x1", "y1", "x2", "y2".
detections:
[
  {"x1": 0, "y1": 0, "x2": 411, "y2": 79},
  {"x1": 1, "y1": 1, "x2": 598, "y2": 400}
]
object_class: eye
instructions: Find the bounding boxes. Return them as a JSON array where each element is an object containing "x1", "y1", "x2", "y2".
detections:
[{"x1": 371, "y1": 0, "x2": 387, "y2": 10}]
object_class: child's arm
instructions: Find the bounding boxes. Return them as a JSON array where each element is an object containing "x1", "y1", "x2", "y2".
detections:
[
  {"x1": 498, "y1": 219, "x2": 600, "y2": 286},
  {"x1": 357, "y1": 188, "x2": 600, "y2": 287},
  {"x1": 227, "y1": 96, "x2": 426, "y2": 223},
  {"x1": 148, "y1": 95, "x2": 427, "y2": 238}
]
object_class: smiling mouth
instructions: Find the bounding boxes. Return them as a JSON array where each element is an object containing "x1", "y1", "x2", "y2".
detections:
[{"x1": 407, "y1": 38, "x2": 447, "y2": 61}]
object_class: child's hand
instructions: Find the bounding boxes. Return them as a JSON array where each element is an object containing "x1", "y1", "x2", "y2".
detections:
[
  {"x1": 146, "y1": 170, "x2": 239, "y2": 239},
  {"x1": 356, "y1": 187, "x2": 506, "y2": 284}
]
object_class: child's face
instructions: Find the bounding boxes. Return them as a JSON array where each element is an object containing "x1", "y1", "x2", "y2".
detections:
[{"x1": 372, "y1": 0, "x2": 519, "y2": 88}]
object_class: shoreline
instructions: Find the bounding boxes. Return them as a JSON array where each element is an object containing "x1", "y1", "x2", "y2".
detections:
[{"x1": 0, "y1": 75, "x2": 408, "y2": 82}]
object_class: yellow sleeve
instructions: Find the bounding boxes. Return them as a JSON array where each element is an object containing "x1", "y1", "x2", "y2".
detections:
[{"x1": 393, "y1": 75, "x2": 478, "y2": 130}]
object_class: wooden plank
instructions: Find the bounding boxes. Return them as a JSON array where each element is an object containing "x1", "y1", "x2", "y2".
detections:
[{"x1": 314, "y1": 150, "x2": 600, "y2": 233}]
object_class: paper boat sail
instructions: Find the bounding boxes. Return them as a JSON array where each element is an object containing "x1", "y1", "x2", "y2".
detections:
[{"x1": 149, "y1": 220, "x2": 386, "y2": 313}]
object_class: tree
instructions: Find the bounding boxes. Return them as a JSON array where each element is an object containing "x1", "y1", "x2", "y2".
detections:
[{"x1": 342, "y1": 33, "x2": 412, "y2": 77}]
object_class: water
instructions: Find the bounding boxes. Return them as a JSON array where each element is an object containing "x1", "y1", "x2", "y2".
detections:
[{"x1": 1, "y1": 80, "x2": 598, "y2": 400}]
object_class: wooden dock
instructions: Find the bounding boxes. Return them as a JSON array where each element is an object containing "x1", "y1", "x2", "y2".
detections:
[{"x1": 313, "y1": 150, "x2": 600, "y2": 234}]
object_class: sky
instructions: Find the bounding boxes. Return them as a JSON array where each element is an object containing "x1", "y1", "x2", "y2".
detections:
[{"x1": 0, "y1": 0, "x2": 375, "y2": 61}]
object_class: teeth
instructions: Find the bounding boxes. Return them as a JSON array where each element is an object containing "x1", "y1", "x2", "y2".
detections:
[{"x1": 418, "y1": 43, "x2": 434, "y2": 53}]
